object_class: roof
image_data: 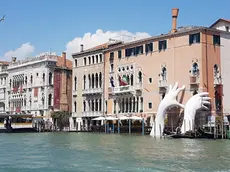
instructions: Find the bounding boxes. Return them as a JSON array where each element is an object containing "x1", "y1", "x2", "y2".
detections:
[
  {"x1": 210, "y1": 18, "x2": 230, "y2": 28},
  {"x1": 103, "y1": 26, "x2": 225, "y2": 52},
  {"x1": 0, "y1": 61, "x2": 9, "y2": 65},
  {"x1": 72, "y1": 41, "x2": 123, "y2": 57}
]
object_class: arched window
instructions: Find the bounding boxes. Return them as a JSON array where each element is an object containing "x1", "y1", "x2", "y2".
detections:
[
  {"x1": 42, "y1": 73, "x2": 45, "y2": 82},
  {"x1": 126, "y1": 98, "x2": 128, "y2": 113},
  {"x1": 92, "y1": 74, "x2": 95, "y2": 88},
  {"x1": 99, "y1": 54, "x2": 102, "y2": 62},
  {"x1": 92, "y1": 100, "x2": 94, "y2": 111},
  {"x1": 192, "y1": 62, "x2": 199, "y2": 75},
  {"x1": 131, "y1": 74, "x2": 134, "y2": 86},
  {"x1": 48, "y1": 94, "x2": 52, "y2": 106},
  {"x1": 133, "y1": 97, "x2": 135, "y2": 112},
  {"x1": 215, "y1": 90, "x2": 222, "y2": 111},
  {"x1": 25, "y1": 76, "x2": 27, "y2": 84},
  {"x1": 83, "y1": 101, "x2": 86, "y2": 112},
  {"x1": 129, "y1": 97, "x2": 132, "y2": 112},
  {"x1": 9, "y1": 79, "x2": 12, "y2": 87},
  {"x1": 30, "y1": 75, "x2": 33, "y2": 84},
  {"x1": 214, "y1": 64, "x2": 219, "y2": 77},
  {"x1": 99, "y1": 72, "x2": 102, "y2": 88},
  {"x1": 88, "y1": 74, "x2": 91, "y2": 89},
  {"x1": 74, "y1": 101, "x2": 77, "y2": 112},
  {"x1": 49, "y1": 72, "x2": 52, "y2": 85},
  {"x1": 138, "y1": 71, "x2": 142, "y2": 82},
  {"x1": 95, "y1": 99, "x2": 98, "y2": 111},
  {"x1": 84, "y1": 57, "x2": 87, "y2": 66},
  {"x1": 83, "y1": 75, "x2": 86, "y2": 89},
  {"x1": 127, "y1": 75, "x2": 130, "y2": 85},
  {"x1": 74, "y1": 76, "x2": 77, "y2": 90},
  {"x1": 88, "y1": 56, "x2": 91, "y2": 65},
  {"x1": 92, "y1": 56, "x2": 95, "y2": 64},
  {"x1": 96, "y1": 55, "x2": 98, "y2": 63},
  {"x1": 161, "y1": 67, "x2": 167, "y2": 80},
  {"x1": 95, "y1": 73, "x2": 98, "y2": 88},
  {"x1": 99, "y1": 99, "x2": 102, "y2": 111}
]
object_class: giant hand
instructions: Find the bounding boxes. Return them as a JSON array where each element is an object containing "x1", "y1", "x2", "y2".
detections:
[
  {"x1": 150, "y1": 82, "x2": 185, "y2": 137},
  {"x1": 181, "y1": 92, "x2": 211, "y2": 133}
]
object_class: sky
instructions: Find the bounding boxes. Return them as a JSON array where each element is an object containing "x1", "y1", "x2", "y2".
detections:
[{"x1": 0, "y1": 0, "x2": 229, "y2": 60}]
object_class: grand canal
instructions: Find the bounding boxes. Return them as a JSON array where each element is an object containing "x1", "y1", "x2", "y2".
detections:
[{"x1": 0, "y1": 132, "x2": 229, "y2": 172}]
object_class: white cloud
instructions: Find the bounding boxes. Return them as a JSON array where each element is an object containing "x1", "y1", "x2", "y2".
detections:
[
  {"x1": 2, "y1": 29, "x2": 150, "y2": 61},
  {"x1": 65, "y1": 29, "x2": 151, "y2": 59},
  {"x1": 4, "y1": 42, "x2": 35, "y2": 60}
]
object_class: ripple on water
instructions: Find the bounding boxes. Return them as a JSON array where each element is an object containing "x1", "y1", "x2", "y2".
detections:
[{"x1": 0, "y1": 133, "x2": 230, "y2": 172}]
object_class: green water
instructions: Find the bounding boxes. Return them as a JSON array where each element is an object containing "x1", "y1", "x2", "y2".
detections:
[{"x1": 0, "y1": 133, "x2": 229, "y2": 172}]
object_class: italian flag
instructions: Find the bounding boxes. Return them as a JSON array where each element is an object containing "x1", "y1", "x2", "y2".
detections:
[{"x1": 119, "y1": 75, "x2": 128, "y2": 86}]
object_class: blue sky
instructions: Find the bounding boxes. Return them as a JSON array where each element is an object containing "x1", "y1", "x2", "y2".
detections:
[{"x1": 0, "y1": 0, "x2": 229, "y2": 60}]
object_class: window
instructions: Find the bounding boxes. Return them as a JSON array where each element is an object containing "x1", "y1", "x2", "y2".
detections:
[
  {"x1": 118, "y1": 50, "x2": 122, "y2": 59},
  {"x1": 226, "y1": 26, "x2": 229, "y2": 32},
  {"x1": 84, "y1": 57, "x2": 87, "y2": 65},
  {"x1": 125, "y1": 47, "x2": 135, "y2": 57},
  {"x1": 75, "y1": 59, "x2": 77, "y2": 67},
  {"x1": 74, "y1": 77, "x2": 77, "y2": 90},
  {"x1": 148, "y1": 102, "x2": 152, "y2": 109},
  {"x1": 36, "y1": 73, "x2": 38, "y2": 77},
  {"x1": 110, "y1": 64, "x2": 114, "y2": 73},
  {"x1": 213, "y1": 34, "x2": 220, "y2": 45},
  {"x1": 42, "y1": 73, "x2": 45, "y2": 82},
  {"x1": 189, "y1": 33, "x2": 200, "y2": 44},
  {"x1": 74, "y1": 101, "x2": 77, "y2": 112},
  {"x1": 96, "y1": 55, "x2": 98, "y2": 63},
  {"x1": 30, "y1": 75, "x2": 33, "y2": 84},
  {"x1": 135, "y1": 45, "x2": 143, "y2": 55},
  {"x1": 149, "y1": 78, "x2": 152, "y2": 83},
  {"x1": 110, "y1": 52, "x2": 114, "y2": 61},
  {"x1": 99, "y1": 54, "x2": 102, "y2": 62},
  {"x1": 92, "y1": 56, "x2": 95, "y2": 64},
  {"x1": 145, "y1": 42, "x2": 153, "y2": 53},
  {"x1": 88, "y1": 56, "x2": 91, "y2": 65},
  {"x1": 48, "y1": 94, "x2": 52, "y2": 106},
  {"x1": 158, "y1": 40, "x2": 167, "y2": 51},
  {"x1": 49, "y1": 72, "x2": 52, "y2": 85}
]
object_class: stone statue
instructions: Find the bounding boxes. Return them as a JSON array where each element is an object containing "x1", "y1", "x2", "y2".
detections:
[
  {"x1": 150, "y1": 82, "x2": 211, "y2": 137},
  {"x1": 181, "y1": 92, "x2": 211, "y2": 133},
  {"x1": 150, "y1": 82, "x2": 185, "y2": 137}
]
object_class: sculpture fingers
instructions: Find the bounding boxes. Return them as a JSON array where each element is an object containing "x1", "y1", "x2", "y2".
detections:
[
  {"x1": 176, "y1": 85, "x2": 186, "y2": 94},
  {"x1": 202, "y1": 104, "x2": 209, "y2": 110},
  {"x1": 197, "y1": 92, "x2": 209, "y2": 97},
  {"x1": 202, "y1": 100, "x2": 210, "y2": 105},
  {"x1": 202, "y1": 97, "x2": 211, "y2": 101},
  {"x1": 172, "y1": 82, "x2": 178, "y2": 91}
]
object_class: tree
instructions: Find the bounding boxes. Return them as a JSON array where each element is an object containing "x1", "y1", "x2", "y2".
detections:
[{"x1": 51, "y1": 111, "x2": 71, "y2": 131}]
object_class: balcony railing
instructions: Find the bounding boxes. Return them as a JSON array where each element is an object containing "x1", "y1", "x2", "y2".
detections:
[
  {"x1": 108, "y1": 85, "x2": 135, "y2": 94},
  {"x1": 82, "y1": 87, "x2": 103, "y2": 95},
  {"x1": 158, "y1": 79, "x2": 167, "y2": 88},
  {"x1": 189, "y1": 76, "x2": 199, "y2": 85},
  {"x1": 81, "y1": 111, "x2": 102, "y2": 117}
]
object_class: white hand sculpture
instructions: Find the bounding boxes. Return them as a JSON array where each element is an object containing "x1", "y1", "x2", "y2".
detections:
[
  {"x1": 181, "y1": 92, "x2": 211, "y2": 134},
  {"x1": 150, "y1": 82, "x2": 185, "y2": 137}
]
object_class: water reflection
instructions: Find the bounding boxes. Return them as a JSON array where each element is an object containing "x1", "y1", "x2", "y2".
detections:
[{"x1": 0, "y1": 133, "x2": 230, "y2": 172}]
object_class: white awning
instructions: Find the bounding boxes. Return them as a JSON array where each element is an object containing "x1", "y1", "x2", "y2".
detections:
[
  {"x1": 119, "y1": 116, "x2": 129, "y2": 120},
  {"x1": 106, "y1": 116, "x2": 118, "y2": 120},
  {"x1": 92, "y1": 116, "x2": 106, "y2": 120},
  {"x1": 130, "y1": 116, "x2": 143, "y2": 120}
]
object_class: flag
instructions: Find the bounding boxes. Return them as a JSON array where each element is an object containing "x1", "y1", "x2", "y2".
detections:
[
  {"x1": 119, "y1": 75, "x2": 128, "y2": 86},
  {"x1": 110, "y1": 77, "x2": 115, "y2": 87}
]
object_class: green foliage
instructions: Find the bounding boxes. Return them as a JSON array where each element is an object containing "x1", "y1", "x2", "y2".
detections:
[{"x1": 51, "y1": 111, "x2": 71, "y2": 131}]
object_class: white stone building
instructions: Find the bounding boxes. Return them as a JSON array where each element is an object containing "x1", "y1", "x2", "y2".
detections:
[
  {"x1": 210, "y1": 19, "x2": 230, "y2": 114},
  {"x1": 0, "y1": 61, "x2": 9, "y2": 115},
  {"x1": 6, "y1": 55, "x2": 57, "y2": 119},
  {"x1": 69, "y1": 44, "x2": 108, "y2": 131}
]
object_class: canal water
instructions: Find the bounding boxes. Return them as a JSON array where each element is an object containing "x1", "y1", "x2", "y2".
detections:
[{"x1": 0, "y1": 133, "x2": 229, "y2": 172}]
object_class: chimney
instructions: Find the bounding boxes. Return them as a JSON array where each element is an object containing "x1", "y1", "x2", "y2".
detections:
[
  {"x1": 171, "y1": 8, "x2": 179, "y2": 33},
  {"x1": 12, "y1": 57, "x2": 17, "y2": 63},
  {"x1": 80, "y1": 44, "x2": 84, "y2": 52},
  {"x1": 62, "y1": 52, "x2": 66, "y2": 67}
]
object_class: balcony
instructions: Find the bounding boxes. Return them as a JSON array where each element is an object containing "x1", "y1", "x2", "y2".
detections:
[
  {"x1": 108, "y1": 85, "x2": 135, "y2": 95},
  {"x1": 81, "y1": 111, "x2": 102, "y2": 117},
  {"x1": 82, "y1": 87, "x2": 102, "y2": 95},
  {"x1": 189, "y1": 76, "x2": 199, "y2": 85},
  {"x1": 158, "y1": 79, "x2": 167, "y2": 88},
  {"x1": 214, "y1": 77, "x2": 222, "y2": 86}
]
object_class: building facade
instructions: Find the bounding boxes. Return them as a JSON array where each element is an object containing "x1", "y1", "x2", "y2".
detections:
[
  {"x1": 70, "y1": 44, "x2": 106, "y2": 131},
  {"x1": 103, "y1": 9, "x2": 228, "y2": 127},
  {"x1": 0, "y1": 61, "x2": 9, "y2": 115},
  {"x1": 210, "y1": 19, "x2": 230, "y2": 114},
  {"x1": 5, "y1": 53, "x2": 72, "y2": 120}
]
